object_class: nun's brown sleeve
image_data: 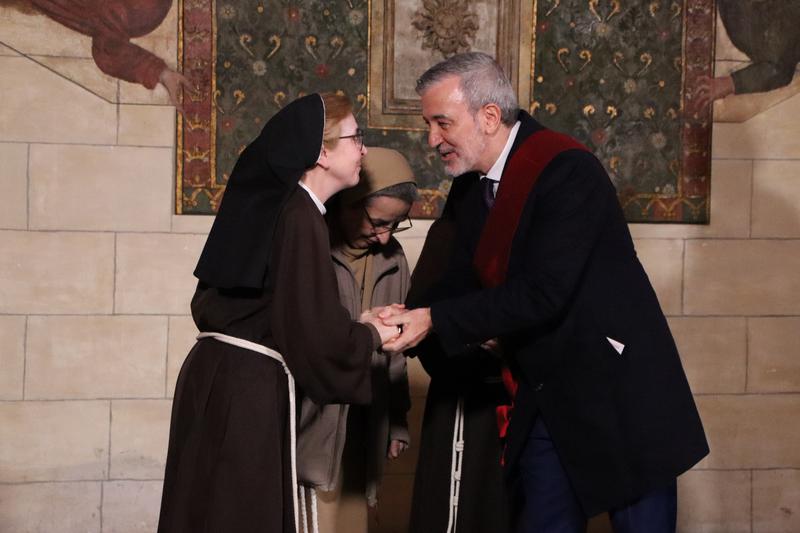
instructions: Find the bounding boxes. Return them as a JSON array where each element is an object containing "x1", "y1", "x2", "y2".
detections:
[{"x1": 269, "y1": 191, "x2": 377, "y2": 406}]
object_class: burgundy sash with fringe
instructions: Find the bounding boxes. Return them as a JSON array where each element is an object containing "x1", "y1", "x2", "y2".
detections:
[{"x1": 472, "y1": 129, "x2": 589, "y2": 444}]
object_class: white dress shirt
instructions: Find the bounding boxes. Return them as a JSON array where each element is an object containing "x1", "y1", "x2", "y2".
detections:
[{"x1": 483, "y1": 121, "x2": 521, "y2": 196}]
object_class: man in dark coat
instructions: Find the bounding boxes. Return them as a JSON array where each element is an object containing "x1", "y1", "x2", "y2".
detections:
[{"x1": 383, "y1": 53, "x2": 708, "y2": 532}]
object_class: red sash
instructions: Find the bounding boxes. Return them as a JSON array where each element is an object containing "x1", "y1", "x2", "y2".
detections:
[{"x1": 472, "y1": 128, "x2": 589, "y2": 443}]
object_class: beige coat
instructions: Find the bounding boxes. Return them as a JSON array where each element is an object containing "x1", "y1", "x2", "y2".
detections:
[{"x1": 296, "y1": 237, "x2": 411, "y2": 505}]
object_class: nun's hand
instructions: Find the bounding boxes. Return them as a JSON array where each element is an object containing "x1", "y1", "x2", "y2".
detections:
[
  {"x1": 387, "y1": 439, "x2": 408, "y2": 459},
  {"x1": 374, "y1": 303, "x2": 406, "y2": 319},
  {"x1": 360, "y1": 311, "x2": 401, "y2": 346}
]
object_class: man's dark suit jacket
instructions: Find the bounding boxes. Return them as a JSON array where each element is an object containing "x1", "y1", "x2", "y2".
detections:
[{"x1": 424, "y1": 111, "x2": 709, "y2": 516}]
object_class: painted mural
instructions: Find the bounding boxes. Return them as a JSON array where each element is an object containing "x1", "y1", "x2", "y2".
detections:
[
  {"x1": 699, "y1": 1, "x2": 800, "y2": 106},
  {"x1": 176, "y1": 0, "x2": 716, "y2": 222},
  {"x1": 1, "y1": 1, "x2": 740, "y2": 223},
  {"x1": 529, "y1": 0, "x2": 714, "y2": 222},
  {"x1": 0, "y1": 0, "x2": 190, "y2": 108}
]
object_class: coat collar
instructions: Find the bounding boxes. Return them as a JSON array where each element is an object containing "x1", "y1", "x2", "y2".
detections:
[
  {"x1": 330, "y1": 238, "x2": 403, "y2": 279},
  {"x1": 508, "y1": 110, "x2": 545, "y2": 160}
]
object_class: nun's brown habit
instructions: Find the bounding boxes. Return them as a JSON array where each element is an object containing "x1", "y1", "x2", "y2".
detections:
[{"x1": 158, "y1": 94, "x2": 379, "y2": 533}]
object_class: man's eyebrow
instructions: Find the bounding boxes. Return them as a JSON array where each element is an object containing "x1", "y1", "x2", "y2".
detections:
[{"x1": 431, "y1": 114, "x2": 451, "y2": 121}]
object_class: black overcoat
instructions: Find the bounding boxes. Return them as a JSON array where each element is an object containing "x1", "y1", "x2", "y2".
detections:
[{"x1": 427, "y1": 112, "x2": 709, "y2": 516}]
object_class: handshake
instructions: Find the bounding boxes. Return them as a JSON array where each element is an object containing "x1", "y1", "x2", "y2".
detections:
[{"x1": 359, "y1": 304, "x2": 433, "y2": 353}]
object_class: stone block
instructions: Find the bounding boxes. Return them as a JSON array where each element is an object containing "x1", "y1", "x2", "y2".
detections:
[
  {"x1": 0, "y1": 482, "x2": 101, "y2": 533},
  {"x1": 103, "y1": 480, "x2": 163, "y2": 533},
  {"x1": 713, "y1": 94, "x2": 800, "y2": 160},
  {"x1": 115, "y1": 233, "x2": 206, "y2": 314},
  {"x1": 170, "y1": 214, "x2": 214, "y2": 234},
  {"x1": 118, "y1": 105, "x2": 176, "y2": 147},
  {"x1": 748, "y1": 318, "x2": 800, "y2": 393},
  {"x1": 0, "y1": 315, "x2": 25, "y2": 400},
  {"x1": 753, "y1": 469, "x2": 800, "y2": 533},
  {"x1": 668, "y1": 317, "x2": 747, "y2": 394},
  {"x1": 0, "y1": 230, "x2": 114, "y2": 314},
  {"x1": 633, "y1": 239, "x2": 683, "y2": 315},
  {"x1": 0, "y1": 400, "x2": 109, "y2": 482},
  {"x1": 29, "y1": 144, "x2": 172, "y2": 232},
  {"x1": 695, "y1": 394, "x2": 800, "y2": 469},
  {"x1": 167, "y1": 315, "x2": 197, "y2": 397},
  {"x1": 685, "y1": 240, "x2": 800, "y2": 316},
  {"x1": 0, "y1": 143, "x2": 28, "y2": 229},
  {"x1": 677, "y1": 470, "x2": 751, "y2": 533},
  {"x1": 25, "y1": 316, "x2": 167, "y2": 399},
  {"x1": 751, "y1": 160, "x2": 800, "y2": 238},
  {"x1": 110, "y1": 400, "x2": 171, "y2": 479},
  {"x1": 0, "y1": 57, "x2": 116, "y2": 144}
]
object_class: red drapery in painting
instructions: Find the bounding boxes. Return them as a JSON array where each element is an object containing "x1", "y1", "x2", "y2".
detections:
[{"x1": 30, "y1": 0, "x2": 171, "y2": 89}]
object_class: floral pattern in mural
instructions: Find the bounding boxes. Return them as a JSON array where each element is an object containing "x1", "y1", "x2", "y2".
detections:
[
  {"x1": 178, "y1": 0, "x2": 714, "y2": 222},
  {"x1": 412, "y1": 0, "x2": 480, "y2": 58},
  {"x1": 531, "y1": 0, "x2": 713, "y2": 222}
]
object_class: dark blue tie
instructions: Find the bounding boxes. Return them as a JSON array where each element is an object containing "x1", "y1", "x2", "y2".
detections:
[{"x1": 481, "y1": 176, "x2": 495, "y2": 210}]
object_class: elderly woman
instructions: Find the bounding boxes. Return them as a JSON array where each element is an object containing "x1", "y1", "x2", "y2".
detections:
[
  {"x1": 297, "y1": 148, "x2": 417, "y2": 533},
  {"x1": 157, "y1": 94, "x2": 398, "y2": 533}
]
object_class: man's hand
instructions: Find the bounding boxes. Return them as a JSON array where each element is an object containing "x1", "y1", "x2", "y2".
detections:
[
  {"x1": 381, "y1": 308, "x2": 433, "y2": 352},
  {"x1": 158, "y1": 68, "x2": 195, "y2": 115},
  {"x1": 387, "y1": 439, "x2": 408, "y2": 459}
]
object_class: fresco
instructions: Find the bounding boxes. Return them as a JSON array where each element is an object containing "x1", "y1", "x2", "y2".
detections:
[
  {"x1": 0, "y1": 0, "x2": 190, "y2": 108},
  {"x1": 529, "y1": 0, "x2": 714, "y2": 222},
  {"x1": 0, "y1": 1, "x2": 722, "y2": 223},
  {"x1": 176, "y1": 0, "x2": 715, "y2": 222},
  {"x1": 703, "y1": 0, "x2": 800, "y2": 123}
]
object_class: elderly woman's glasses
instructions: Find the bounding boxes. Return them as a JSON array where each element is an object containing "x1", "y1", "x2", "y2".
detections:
[
  {"x1": 364, "y1": 206, "x2": 413, "y2": 235},
  {"x1": 339, "y1": 128, "x2": 365, "y2": 149}
]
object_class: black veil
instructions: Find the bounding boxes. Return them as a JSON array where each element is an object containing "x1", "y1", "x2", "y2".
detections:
[{"x1": 194, "y1": 93, "x2": 325, "y2": 289}]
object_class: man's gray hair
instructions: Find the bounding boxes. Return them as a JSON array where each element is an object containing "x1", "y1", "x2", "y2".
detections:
[
  {"x1": 415, "y1": 52, "x2": 520, "y2": 125},
  {"x1": 366, "y1": 182, "x2": 418, "y2": 206}
]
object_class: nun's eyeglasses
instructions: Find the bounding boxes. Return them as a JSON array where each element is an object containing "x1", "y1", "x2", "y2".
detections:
[
  {"x1": 339, "y1": 129, "x2": 365, "y2": 149},
  {"x1": 364, "y1": 206, "x2": 413, "y2": 235}
]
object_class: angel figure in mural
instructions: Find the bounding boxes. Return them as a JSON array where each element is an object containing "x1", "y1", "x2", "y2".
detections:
[
  {"x1": 0, "y1": 0, "x2": 193, "y2": 112},
  {"x1": 696, "y1": 0, "x2": 800, "y2": 108}
]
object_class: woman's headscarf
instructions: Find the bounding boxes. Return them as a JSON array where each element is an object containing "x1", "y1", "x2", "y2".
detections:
[
  {"x1": 339, "y1": 147, "x2": 416, "y2": 207},
  {"x1": 194, "y1": 93, "x2": 325, "y2": 289}
]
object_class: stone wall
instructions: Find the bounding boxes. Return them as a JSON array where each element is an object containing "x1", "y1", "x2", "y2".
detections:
[{"x1": 1, "y1": 6, "x2": 799, "y2": 532}]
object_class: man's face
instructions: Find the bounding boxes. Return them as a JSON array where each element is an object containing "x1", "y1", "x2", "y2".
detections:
[{"x1": 420, "y1": 75, "x2": 488, "y2": 177}]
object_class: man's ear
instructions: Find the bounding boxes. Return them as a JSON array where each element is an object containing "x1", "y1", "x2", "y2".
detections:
[
  {"x1": 316, "y1": 145, "x2": 331, "y2": 170},
  {"x1": 480, "y1": 103, "x2": 503, "y2": 134}
]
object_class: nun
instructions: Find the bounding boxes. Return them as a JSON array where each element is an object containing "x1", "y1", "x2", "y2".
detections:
[
  {"x1": 157, "y1": 93, "x2": 399, "y2": 533},
  {"x1": 297, "y1": 148, "x2": 418, "y2": 533}
]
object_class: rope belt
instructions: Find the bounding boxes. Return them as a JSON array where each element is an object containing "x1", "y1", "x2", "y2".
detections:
[
  {"x1": 297, "y1": 485, "x2": 319, "y2": 533},
  {"x1": 196, "y1": 332, "x2": 310, "y2": 533},
  {"x1": 446, "y1": 396, "x2": 466, "y2": 533}
]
